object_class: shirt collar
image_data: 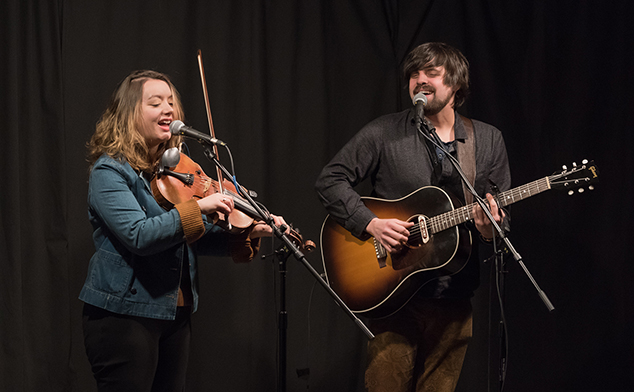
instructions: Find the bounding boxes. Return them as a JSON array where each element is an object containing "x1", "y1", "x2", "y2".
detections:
[
  {"x1": 453, "y1": 111, "x2": 468, "y2": 142},
  {"x1": 409, "y1": 108, "x2": 468, "y2": 142}
]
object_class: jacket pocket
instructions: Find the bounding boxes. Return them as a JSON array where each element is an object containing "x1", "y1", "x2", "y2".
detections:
[{"x1": 88, "y1": 249, "x2": 134, "y2": 295}]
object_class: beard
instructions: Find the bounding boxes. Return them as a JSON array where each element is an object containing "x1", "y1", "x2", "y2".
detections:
[
  {"x1": 414, "y1": 84, "x2": 454, "y2": 116},
  {"x1": 422, "y1": 92, "x2": 453, "y2": 116}
]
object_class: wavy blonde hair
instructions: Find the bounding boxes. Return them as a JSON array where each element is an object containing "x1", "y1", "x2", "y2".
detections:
[{"x1": 87, "y1": 70, "x2": 184, "y2": 172}]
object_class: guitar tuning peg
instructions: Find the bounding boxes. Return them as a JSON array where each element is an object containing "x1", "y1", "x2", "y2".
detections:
[
  {"x1": 578, "y1": 188, "x2": 585, "y2": 193},
  {"x1": 562, "y1": 165, "x2": 568, "y2": 171},
  {"x1": 582, "y1": 159, "x2": 588, "y2": 164},
  {"x1": 572, "y1": 162, "x2": 578, "y2": 167},
  {"x1": 589, "y1": 185, "x2": 594, "y2": 191},
  {"x1": 568, "y1": 190, "x2": 574, "y2": 196}
]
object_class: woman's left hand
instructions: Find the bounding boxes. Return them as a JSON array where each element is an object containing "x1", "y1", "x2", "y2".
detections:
[{"x1": 249, "y1": 214, "x2": 290, "y2": 239}]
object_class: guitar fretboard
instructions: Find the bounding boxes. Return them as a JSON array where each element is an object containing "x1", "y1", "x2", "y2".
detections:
[{"x1": 427, "y1": 177, "x2": 551, "y2": 234}]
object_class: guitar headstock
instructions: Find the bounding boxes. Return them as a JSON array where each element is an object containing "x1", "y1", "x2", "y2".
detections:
[{"x1": 549, "y1": 159, "x2": 599, "y2": 195}]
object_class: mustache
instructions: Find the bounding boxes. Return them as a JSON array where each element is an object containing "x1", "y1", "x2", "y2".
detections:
[{"x1": 414, "y1": 84, "x2": 435, "y2": 95}]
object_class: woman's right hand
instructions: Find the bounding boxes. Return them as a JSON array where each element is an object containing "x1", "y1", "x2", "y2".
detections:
[{"x1": 197, "y1": 193, "x2": 234, "y2": 216}]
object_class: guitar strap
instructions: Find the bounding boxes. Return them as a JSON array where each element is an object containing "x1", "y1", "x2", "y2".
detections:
[{"x1": 457, "y1": 115, "x2": 476, "y2": 205}]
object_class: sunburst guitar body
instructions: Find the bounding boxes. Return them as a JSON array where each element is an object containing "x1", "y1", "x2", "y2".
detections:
[{"x1": 320, "y1": 160, "x2": 599, "y2": 319}]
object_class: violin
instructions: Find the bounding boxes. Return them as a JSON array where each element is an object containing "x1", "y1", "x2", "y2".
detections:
[
  {"x1": 150, "y1": 49, "x2": 253, "y2": 232},
  {"x1": 151, "y1": 148, "x2": 315, "y2": 252},
  {"x1": 151, "y1": 148, "x2": 254, "y2": 231},
  {"x1": 151, "y1": 49, "x2": 314, "y2": 252}
]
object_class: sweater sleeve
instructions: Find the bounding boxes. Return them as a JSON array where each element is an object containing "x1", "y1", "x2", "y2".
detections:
[
  {"x1": 174, "y1": 199, "x2": 206, "y2": 244},
  {"x1": 314, "y1": 122, "x2": 383, "y2": 240}
]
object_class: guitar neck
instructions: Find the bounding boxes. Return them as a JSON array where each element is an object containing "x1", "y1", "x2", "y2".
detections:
[{"x1": 428, "y1": 177, "x2": 551, "y2": 234}]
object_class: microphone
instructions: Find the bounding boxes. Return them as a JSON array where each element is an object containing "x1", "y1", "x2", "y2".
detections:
[
  {"x1": 169, "y1": 120, "x2": 226, "y2": 146},
  {"x1": 413, "y1": 92, "x2": 427, "y2": 124}
]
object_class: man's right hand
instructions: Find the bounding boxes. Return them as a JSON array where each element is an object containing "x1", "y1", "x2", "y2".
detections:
[{"x1": 365, "y1": 217, "x2": 414, "y2": 253}]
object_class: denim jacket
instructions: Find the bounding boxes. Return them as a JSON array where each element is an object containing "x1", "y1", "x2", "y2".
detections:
[{"x1": 79, "y1": 154, "x2": 233, "y2": 320}]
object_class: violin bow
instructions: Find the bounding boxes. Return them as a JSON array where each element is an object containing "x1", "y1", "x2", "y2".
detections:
[{"x1": 197, "y1": 49, "x2": 225, "y2": 196}]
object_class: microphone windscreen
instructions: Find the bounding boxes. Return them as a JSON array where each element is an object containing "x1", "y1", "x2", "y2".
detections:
[
  {"x1": 413, "y1": 92, "x2": 427, "y2": 106},
  {"x1": 169, "y1": 120, "x2": 185, "y2": 135}
]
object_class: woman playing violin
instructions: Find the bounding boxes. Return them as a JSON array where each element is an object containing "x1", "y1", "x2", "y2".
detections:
[{"x1": 80, "y1": 70, "x2": 286, "y2": 392}]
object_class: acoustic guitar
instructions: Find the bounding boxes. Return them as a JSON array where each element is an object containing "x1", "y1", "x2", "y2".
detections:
[{"x1": 320, "y1": 160, "x2": 599, "y2": 319}]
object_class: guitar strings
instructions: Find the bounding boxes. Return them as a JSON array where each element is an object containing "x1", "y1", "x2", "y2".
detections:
[{"x1": 405, "y1": 177, "x2": 551, "y2": 240}]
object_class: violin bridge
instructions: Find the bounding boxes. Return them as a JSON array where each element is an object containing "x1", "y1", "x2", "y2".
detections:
[{"x1": 202, "y1": 177, "x2": 211, "y2": 193}]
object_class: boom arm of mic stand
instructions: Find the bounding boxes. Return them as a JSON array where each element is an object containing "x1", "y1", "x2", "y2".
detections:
[
  {"x1": 201, "y1": 146, "x2": 376, "y2": 339},
  {"x1": 270, "y1": 222, "x2": 375, "y2": 340},
  {"x1": 417, "y1": 120, "x2": 555, "y2": 312}
]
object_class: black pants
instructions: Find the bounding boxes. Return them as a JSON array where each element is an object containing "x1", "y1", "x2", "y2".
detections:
[{"x1": 82, "y1": 303, "x2": 192, "y2": 392}]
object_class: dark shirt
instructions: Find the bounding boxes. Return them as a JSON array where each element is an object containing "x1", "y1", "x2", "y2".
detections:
[{"x1": 315, "y1": 108, "x2": 511, "y2": 298}]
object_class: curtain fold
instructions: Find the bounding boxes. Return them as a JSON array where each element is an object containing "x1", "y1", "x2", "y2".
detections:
[
  {"x1": 1, "y1": 1, "x2": 632, "y2": 391},
  {"x1": 1, "y1": 1, "x2": 71, "y2": 391}
]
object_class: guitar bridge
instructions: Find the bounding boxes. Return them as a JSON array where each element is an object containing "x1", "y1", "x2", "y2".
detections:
[{"x1": 373, "y1": 239, "x2": 387, "y2": 268}]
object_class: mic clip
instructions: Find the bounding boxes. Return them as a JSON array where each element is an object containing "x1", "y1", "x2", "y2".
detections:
[
  {"x1": 159, "y1": 167, "x2": 194, "y2": 186},
  {"x1": 417, "y1": 116, "x2": 435, "y2": 140}
]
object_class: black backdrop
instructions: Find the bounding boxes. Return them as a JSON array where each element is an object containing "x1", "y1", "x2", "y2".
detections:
[{"x1": 2, "y1": 1, "x2": 633, "y2": 391}]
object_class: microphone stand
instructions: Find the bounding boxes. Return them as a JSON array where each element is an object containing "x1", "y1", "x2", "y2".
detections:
[
  {"x1": 200, "y1": 145, "x2": 374, "y2": 392},
  {"x1": 261, "y1": 238, "x2": 292, "y2": 392},
  {"x1": 494, "y1": 244, "x2": 508, "y2": 391},
  {"x1": 416, "y1": 116, "x2": 554, "y2": 391}
]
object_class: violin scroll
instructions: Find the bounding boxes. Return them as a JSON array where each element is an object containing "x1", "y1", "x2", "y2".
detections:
[{"x1": 287, "y1": 226, "x2": 316, "y2": 253}]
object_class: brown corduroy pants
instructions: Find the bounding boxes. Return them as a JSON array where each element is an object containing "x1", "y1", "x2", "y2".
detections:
[{"x1": 365, "y1": 298, "x2": 473, "y2": 392}]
